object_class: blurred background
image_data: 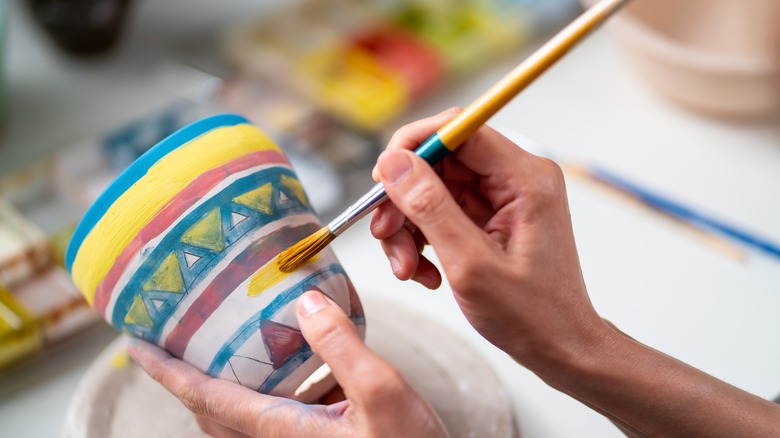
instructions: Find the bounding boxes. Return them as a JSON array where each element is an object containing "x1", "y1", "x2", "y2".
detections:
[
  {"x1": 0, "y1": 0, "x2": 779, "y2": 437},
  {"x1": 0, "y1": 0, "x2": 584, "y2": 380}
]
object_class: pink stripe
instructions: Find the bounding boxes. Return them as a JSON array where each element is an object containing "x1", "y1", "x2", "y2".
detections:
[
  {"x1": 93, "y1": 150, "x2": 289, "y2": 316},
  {"x1": 163, "y1": 222, "x2": 320, "y2": 358}
]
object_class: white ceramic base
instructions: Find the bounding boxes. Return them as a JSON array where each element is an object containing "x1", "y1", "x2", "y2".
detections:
[{"x1": 62, "y1": 297, "x2": 519, "y2": 438}]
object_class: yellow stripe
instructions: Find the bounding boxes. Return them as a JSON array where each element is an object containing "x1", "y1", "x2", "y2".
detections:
[
  {"x1": 246, "y1": 254, "x2": 319, "y2": 298},
  {"x1": 72, "y1": 124, "x2": 280, "y2": 304}
]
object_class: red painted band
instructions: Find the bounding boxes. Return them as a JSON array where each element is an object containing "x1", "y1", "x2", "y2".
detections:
[{"x1": 93, "y1": 150, "x2": 289, "y2": 315}]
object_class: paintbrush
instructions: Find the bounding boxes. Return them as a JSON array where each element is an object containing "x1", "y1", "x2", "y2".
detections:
[
  {"x1": 577, "y1": 164, "x2": 780, "y2": 259},
  {"x1": 277, "y1": 0, "x2": 632, "y2": 272}
]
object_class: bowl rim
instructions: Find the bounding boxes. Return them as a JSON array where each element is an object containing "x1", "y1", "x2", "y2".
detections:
[
  {"x1": 65, "y1": 113, "x2": 250, "y2": 273},
  {"x1": 579, "y1": 0, "x2": 780, "y2": 74},
  {"x1": 613, "y1": 13, "x2": 778, "y2": 75}
]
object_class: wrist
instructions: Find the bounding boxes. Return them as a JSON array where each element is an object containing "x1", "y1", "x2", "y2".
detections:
[{"x1": 515, "y1": 317, "x2": 629, "y2": 391}]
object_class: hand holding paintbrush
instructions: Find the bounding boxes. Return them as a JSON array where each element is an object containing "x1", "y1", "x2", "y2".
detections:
[{"x1": 277, "y1": 0, "x2": 632, "y2": 272}]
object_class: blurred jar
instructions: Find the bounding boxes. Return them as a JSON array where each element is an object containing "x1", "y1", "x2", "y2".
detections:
[
  {"x1": 584, "y1": 0, "x2": 780, "y2": 119},
  {"x1": 27, "y1": 0, "x2": 132, "y2": 56},
  {"x1": 0, "y1": 1, "x2": 6, "y2": 129}
]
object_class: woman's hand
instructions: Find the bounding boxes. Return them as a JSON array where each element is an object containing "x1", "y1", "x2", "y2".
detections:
[
  {"x1": 371, "y1": 108, "x2": 609, "y2": 369},
  {"x1": 372, "y1": 109, "x2": 780, "y2": 437},
  {"x1": 128, "y1": 291, "x2": 447, "y2": 438}
]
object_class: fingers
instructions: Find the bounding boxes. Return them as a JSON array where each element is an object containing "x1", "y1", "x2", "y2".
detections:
[
  {"x1": 296, "y1": 291, "x2": 407, "y2": 409},
  {"x1": 379, "y1": 225, "x2": 418, "y2": 280},
  {"x1": 379, "y1": 108, "x2": 462, "y2": 160},
  {"x1": 410, "y1": 254, "x2": 443, "y2": 289},
  {"x1": 376, "y1": 108, "x2": 539, "y2": 202},
  {"x1": 195, "y1": 416, "x2": 253, "y2": 438},
  {"x1": 127, "y1": 339, "x2": 303, "y2": 437},
  {"x1": 370, "y1": 202, "x2": 406, "y2": 240},
  {"x1": 374, "y1": 149, "x2": 491, "y2": 270}
]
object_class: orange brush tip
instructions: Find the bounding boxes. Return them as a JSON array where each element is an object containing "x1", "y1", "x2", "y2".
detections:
[{"x1": 277, "y1": 227, "x2": 335, "y2": 272}]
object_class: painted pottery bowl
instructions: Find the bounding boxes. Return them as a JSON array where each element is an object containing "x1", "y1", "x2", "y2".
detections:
[{"x1": 66, "y1": 114, "x2": 365, "y2": 401}]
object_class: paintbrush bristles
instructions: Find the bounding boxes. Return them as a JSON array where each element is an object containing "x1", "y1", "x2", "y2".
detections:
[{"x1": 277, "y1": 227, "x2": 335, "y2": 272}]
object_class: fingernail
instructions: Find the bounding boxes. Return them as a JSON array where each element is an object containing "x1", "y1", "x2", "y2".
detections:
[
  {"x1": 416, "y1": 273, "x2": 439, "y2": 290},
  {"x1": 420, "y1": 276, "x2": 437, "y2": 290},
  {"x1": 299, "y1": 291, "x2": 329, "y2": 317},
  {"x1": 378, "y1": 151, "x2": 411, "y2": 184},
  {"x1": 389, "y1": 257, "x2": 401, "y2": 275}
]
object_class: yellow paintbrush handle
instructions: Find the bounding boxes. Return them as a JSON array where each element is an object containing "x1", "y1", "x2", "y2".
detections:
[{"x1": 437, "y1": 0, "x2": 631, "y2": 149}]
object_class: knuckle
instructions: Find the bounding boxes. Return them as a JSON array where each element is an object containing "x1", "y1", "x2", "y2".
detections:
[
  {"x1": 442, "y1": 106, "x2": 463, "y2": 117},
  {"x1": 307, "y1": 313, "x2": 356, "y2": 349},
  {"x1": 543, "y1": 158, "x2": 566, "y2": 186},
  {"x1": 540, "y1": 158, "x2": 566, "y2": 192},
  {"x1": 359, "y1": 364, "x2": 407, "y2": 403},
  {"x1": 525, "y1": 157, "x2": 566, "y2": 210},
  {"x1": 394, "y1": 123, "x2": 416, "y2": 142},
  {"x1": 177, "y1": 383, "x2": 208, "y2": 414},
  {"x1": 447, "y1": 256, "x2": 489, "y2": 292},
  {"x1": 404, "y1": 181, "x2": 447, "y2": 222}
]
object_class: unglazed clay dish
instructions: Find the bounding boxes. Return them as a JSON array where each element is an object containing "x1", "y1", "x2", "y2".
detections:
[
  {"x1": 63, "y1": 297, "x2": 519, "y2": 438},
  {"x1": 584, "y1": 0, "x2": 780, "y2": 118},
  {"x1": 65, "y1": 114, "x2": 365, "y2": 402}
]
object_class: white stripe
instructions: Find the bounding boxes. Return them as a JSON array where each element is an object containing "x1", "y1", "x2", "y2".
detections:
[{"x1": 182, "y1": 250, "x2": 344, "y2": 368}]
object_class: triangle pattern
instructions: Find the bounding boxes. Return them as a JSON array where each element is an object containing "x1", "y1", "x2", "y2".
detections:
[
  {"x1": 347, "y1": 282, "x2": 363, "y2": 319},
  {"x1": 143, "y1": 252, "x2": 184, "y2": 293},
  {"x1": 125, "y1": 296, "x2": 154, "y2": 327},
  {"x1": 230, "y1": 211, "x2": 249, "y2": 229},
  {"x1": 226, "y1": 355, "x2": 274, "y2": 391},
  {"x1": 280, "y1": 175, "x2": 308, "y2": 206},
  {"x1": 278, "y1": 191, "x2": 289, "y2": 202},
  {"x1": 260, "y1": 320, "x2": 306, "y2": 370},
  {"x1": 233, "y1": 183, "x2": 274, "y2": 215},
  {"x1": 181, "y1": 208, "x2": 226, "y2": 253},
  {"x1": 151, "y1": 298, "x2": 165, "y2": 312},
  {"x1": 183, "y1": 251, "x2": 201, "y2": 269}
]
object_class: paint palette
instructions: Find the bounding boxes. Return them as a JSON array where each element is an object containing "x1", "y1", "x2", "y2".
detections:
[
  {"x1": 225, "y1": 0, "x2": 581, "y2": 132},
  {"x1": 0, "y1": 162, "x2": 100, "y2": 370}
]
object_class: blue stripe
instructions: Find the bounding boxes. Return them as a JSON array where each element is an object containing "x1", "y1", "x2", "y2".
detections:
[{"x1": 66, "y1": 114, "x2": 251, "y2": 273}]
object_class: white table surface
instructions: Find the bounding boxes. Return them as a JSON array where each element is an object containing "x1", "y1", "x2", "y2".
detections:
[{"x1": 1, "y1": 1, "x2": 779, "y2": 437}]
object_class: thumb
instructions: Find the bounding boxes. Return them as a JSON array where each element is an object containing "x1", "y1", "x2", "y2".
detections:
[
  {"x1": 296, "y1": 290, "x2": 396, "y2": 405},
  {"x1": 375, "y1": 149, "x2": 489, "y2": 268}
]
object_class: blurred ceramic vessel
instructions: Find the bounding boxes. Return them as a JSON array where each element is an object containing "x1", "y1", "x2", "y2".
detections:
[
  {"x1": 66, "y1": 114, "x2": 365, "y2": 402},
  {"x1": 27, "y1": 0, "x2": 132, "y2": 56},
  {"x1": 584, "y1": 0, "x2": 780, "y2": 119}
]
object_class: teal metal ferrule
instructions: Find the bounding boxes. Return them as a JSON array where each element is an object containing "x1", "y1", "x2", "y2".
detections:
[{"x1": 414, "y1": 132, "x2": 450, "y2": 165}]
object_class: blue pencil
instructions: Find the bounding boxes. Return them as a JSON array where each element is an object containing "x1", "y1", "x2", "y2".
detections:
[{"x1": 588, "y1": 166, "x2": 780, "y2": 259}]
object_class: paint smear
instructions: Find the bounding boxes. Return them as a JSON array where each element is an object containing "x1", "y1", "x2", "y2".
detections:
[
  {"x1": 247, "y1": 255, "x2": 319, "y2": 298},
  {"x1": 110, "y1": 350, "x2": 130, "y2": 369}
]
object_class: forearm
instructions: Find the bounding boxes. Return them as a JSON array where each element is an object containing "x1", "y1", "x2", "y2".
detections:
[{"x1": 528, "y1": 324, "x2": 780, "y2": 437}]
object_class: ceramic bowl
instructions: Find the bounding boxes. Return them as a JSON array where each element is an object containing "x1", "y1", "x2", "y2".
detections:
[
  {"x1": 584, "y1": 0, "x2": 780, "y2": 118},
  {"x1": 66, "y1": 114, "x2": 365, "y2": 402}
]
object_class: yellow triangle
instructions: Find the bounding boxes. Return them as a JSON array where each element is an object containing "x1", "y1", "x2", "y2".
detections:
[
  {"x1": 233, "y1": 183, "x2": 274, "y2": 215},
  {"x1": 143, "y1": 252, "x2": 184, "y2": 293},
  {"x1": 124, "y1": 296, "x2": 154, "y2": 327},
  {"x1": 280, "y1": 175, "x2": 308, "y2": 207},
  {"x1": 181, "y1": 209, "x2": 226, "y2": 252}
]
